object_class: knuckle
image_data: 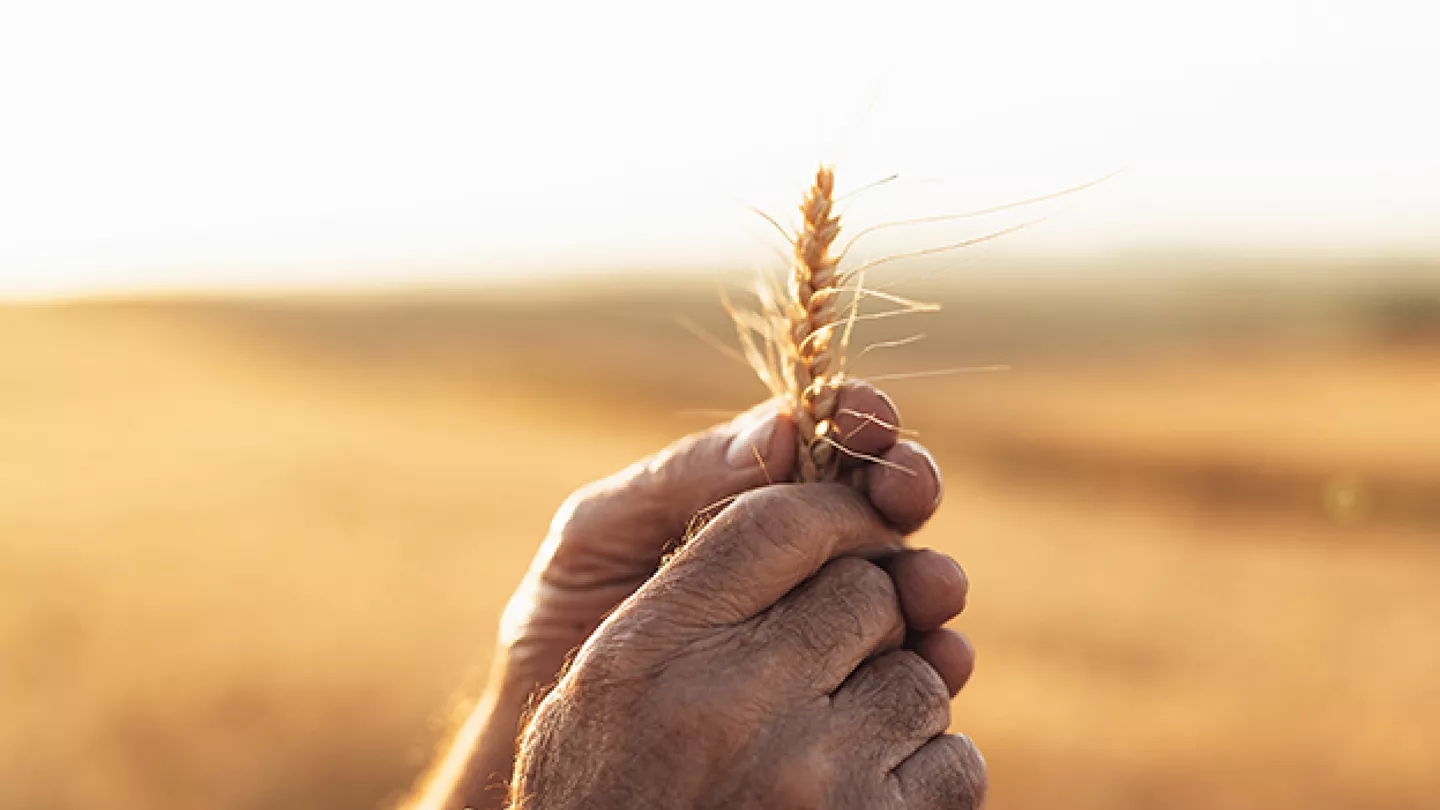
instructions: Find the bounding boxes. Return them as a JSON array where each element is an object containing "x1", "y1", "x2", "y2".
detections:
[
  {"x1": 921, "y1": 734, "x2": 989, "y2": 809},
  {"x1": 806, "y1": 481, "x2": 882, "y2": 529},
  {"x1": 551, "y1": 458, "x2": 676, "y2": 548},
  {"x1": 826, "y1": 556, "x2": 897, "y2": 601},
  {"x1": 551, "y1": 482, "x2": 612, "y2": 543},
  {"x1": 562, "y1": 638, "x2": 642, "y2": 696},
  {"x1": 777, "y1": 608, "x2": 843, "y2": 664},
  {"x1": 725, "y1": 487, "x2": 815, "y2": 562},
  {"x1": 874, "y1": 650, "x2": 952, "y2": 736},
  {"x1": 723, "y1": 484, "x2": 884, "y2": 566},
  {"x1": 822, "y1": 557, "x2": 903, "y2": 635}
]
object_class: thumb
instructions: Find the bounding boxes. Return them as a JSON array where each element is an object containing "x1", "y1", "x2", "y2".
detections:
[
  {"x1": 539, "y1": 400, "x2": 797, "y2": 586},
  {"x1": 539, "y1": 379, "x2": 903, "y2": 584}
]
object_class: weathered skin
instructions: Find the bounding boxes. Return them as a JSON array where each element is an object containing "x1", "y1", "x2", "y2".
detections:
[
  {"x1": 416, "y1": 381, "x2": 981, "y2": 810},
  {"x1": 512, "y1": 483, "x2": 985, "y2": 810}
]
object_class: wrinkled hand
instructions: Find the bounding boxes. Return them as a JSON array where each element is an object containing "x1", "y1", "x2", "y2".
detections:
[
  {"x1": 501, "y1": 382, "x2": 944, "y2": 685},
  {"x1": 512, "y1": 482, "x2": 984, "y2": 809},
  {"x1": 418, "y1": 384, "x2": 977, "y2": 810}
]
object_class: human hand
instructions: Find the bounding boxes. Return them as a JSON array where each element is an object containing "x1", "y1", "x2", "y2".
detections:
[
  {"x1": 500, "y1": 382, "x2": 940, "y2": 688},
  {"x1": 511, "y1": 482, "x2": 984, "y2": 809},
  {"x1": 417, "y1": 383, "x2": 974, "y2": 809}
]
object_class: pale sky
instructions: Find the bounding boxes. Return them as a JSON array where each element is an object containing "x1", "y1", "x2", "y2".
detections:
[{"x1": 2, "y1": 0, "x2": 1438, "y2": 297}]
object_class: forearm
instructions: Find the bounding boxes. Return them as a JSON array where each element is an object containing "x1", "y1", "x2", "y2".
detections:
[{"x1": 409, "y1": 655, "x2": 550, "y2": 810}]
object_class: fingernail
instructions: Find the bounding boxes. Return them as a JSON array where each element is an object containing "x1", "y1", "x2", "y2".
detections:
[
  {"x1": 937, "y1": 550, "x2": 966, "y2": 591},
  {"x1": 911, "y1": 441, "x2": 944, "y2": 510},
  {"x1": 726, "y1": 412, "x2": 777, "y2": 469},
  {"x1": 874, "y1": 387, "x2": 901, "y2": 425}
]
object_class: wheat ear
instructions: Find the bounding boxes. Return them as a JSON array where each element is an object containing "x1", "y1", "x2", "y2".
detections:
[
  {"x1": 729, "y1": 166, "x2": 1098, "y2": 482},
  {"x1": 732, "y1": 165, "x2": 889, "y2": 482},
  {"x1": 787, "y1": 166, "x2": 845, "y2": 482}
]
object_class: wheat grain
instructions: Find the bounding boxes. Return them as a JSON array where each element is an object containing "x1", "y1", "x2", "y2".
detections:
[
  {"x1": 727, "y1": 166, "x2": 850, "y2": 483},
  {"x1": 787, "y1": 166, "x2": 845, "y2": 482}
]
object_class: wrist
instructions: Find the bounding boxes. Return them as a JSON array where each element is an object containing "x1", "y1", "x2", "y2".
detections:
[{"x1": 417, "y1": 662, "x2": 545, "y2": 810}]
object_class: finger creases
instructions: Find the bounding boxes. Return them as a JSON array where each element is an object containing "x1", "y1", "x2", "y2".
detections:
[
  {"x1": 648, "y1": 484, "x2": 903, "y2": 627},
  {"x1": 754, "y1": 557, "x2": 906, "y2": 695},
  {"x1": 830, "y1": 649, "x2": 952, "y2": 770},
  {"x1": 894, "y1": 733, "x2": 988, "y2": 810}
]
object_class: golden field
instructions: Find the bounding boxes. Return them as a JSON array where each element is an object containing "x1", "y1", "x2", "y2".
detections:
[{"x1": 2, "y1": 274, "x2": 1437, "y2": 810}]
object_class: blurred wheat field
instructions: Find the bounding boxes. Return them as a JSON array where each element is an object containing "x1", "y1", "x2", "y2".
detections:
[{"x1": 2, "y1": 277, "x2": 1438, "y2": 810}]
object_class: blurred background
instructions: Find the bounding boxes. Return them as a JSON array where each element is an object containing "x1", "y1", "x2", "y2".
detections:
[{"x1": 2, "y1": 2, "x2": 1437, "y2": 809}]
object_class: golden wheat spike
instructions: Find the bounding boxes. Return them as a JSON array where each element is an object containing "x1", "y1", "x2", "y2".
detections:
[{"x1": 788, "y1": 165, "x2": 845, "y2": 482}]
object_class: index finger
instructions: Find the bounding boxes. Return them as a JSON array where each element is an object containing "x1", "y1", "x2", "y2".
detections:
[{"x1": 646, "y1": 483, "x2": 902, "y2": 627}]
